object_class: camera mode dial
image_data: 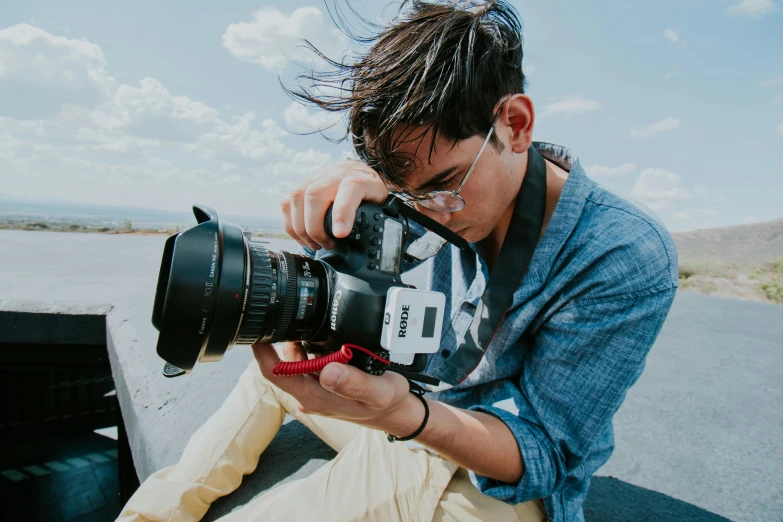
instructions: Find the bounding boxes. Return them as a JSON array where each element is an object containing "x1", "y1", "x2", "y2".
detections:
[{"x1": 363, "y1": 349, "x2": 390, "y2": 375}]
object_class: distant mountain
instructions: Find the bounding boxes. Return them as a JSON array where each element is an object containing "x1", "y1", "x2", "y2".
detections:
[
  {"x1": 673, "y1": 218, "x2": 783, "y2": 268},
  {"x1": 0, "y1": 194, "x2": 284, "y2": 230}
]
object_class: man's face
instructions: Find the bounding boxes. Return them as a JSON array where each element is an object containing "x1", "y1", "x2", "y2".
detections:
[{"x1": 396, "y1": 126, "x2": 524, "y2": 244}]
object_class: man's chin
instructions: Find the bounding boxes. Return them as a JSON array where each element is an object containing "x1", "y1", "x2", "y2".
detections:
[{"x1": 455, "y1": 227, "x2": 474, "y2": 242}]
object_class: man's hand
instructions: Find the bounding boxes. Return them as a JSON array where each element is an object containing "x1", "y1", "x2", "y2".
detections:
[
  {"x1": 253, "y1": 341, "x2": 525, "y2": 484},
  {"x1": 280, "y1": 159, "x2": 389, "y2": 252},
  {"x1": 252, "y1": 341, "x2": 424, "y2": 436}
]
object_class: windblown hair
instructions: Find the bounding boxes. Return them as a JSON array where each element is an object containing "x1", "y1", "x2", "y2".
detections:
[{"x1": 288, "y1": 0, "x2": 526, "y2": 193}]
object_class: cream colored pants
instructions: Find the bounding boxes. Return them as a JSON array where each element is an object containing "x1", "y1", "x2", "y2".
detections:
[{"x1": 117, "y1": 361, "x2": 547, "y2": 522}]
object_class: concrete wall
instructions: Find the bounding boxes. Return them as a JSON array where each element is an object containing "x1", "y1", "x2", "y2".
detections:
[{"x1": 0, "y1": 308, "x2": 106, "y2": 345}]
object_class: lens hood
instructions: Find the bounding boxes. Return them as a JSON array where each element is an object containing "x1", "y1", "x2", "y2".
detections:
[{"x1": 152, "y1": 205, "x2": 247, "y2": 374}]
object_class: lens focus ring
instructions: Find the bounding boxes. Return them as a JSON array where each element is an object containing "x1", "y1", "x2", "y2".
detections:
[
  {"x1": 271, "y1": 251, "x2": 298, "y2": 343},
  {"x1": 236, "y1": 242, "x2": 273, "y2": 344}
]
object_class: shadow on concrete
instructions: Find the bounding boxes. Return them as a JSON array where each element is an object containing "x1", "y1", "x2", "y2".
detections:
[
  {"x1": 203, "y1": 422, "x2": 336, "y2": 521},
  {"x1": 584, "y1": 476, "x2": 734, "y2": 522},
  {"x1": 202, "y1": 425, "x2": 737, "y2": 522}
]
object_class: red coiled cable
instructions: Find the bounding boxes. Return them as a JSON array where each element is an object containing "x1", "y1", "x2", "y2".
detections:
[{"x1": 272, "y1": 344, "x2": 390, "y2": 376}]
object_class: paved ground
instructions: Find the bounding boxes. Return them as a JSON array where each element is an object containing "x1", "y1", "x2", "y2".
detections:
[{"x1": 1, "y1": 229, "x2": 782, "y2": 521}]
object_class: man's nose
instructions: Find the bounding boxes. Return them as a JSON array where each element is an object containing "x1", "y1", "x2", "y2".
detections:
[{"x1": 413, "y1": 202, "x2": 453, "y2": 227}]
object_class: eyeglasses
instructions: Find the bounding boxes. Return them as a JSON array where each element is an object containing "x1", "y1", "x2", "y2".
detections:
[{"x1": 393, "y1": 108, "x2": 503, "y2": 213}]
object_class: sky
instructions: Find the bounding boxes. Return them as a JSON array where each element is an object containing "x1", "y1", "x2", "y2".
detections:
[{"x1": 0, "y1": 0, "x2": 781, "y2": 232}]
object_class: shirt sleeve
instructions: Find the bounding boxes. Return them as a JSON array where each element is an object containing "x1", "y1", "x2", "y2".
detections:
[{"x1": 468, "y1": 286, "x2": 676, "y2": 504}]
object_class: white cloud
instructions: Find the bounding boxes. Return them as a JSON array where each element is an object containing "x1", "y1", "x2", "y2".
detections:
[
  {"x1": 630, "y1": 117, "x2": 681, "y2": 138},
  {"x1": 761, "y1": 76, "x2": 783, "y2": 87},
  {"x1": 743, "y1": 215, "x2": 762, "y2": 224},
  {"x1": 222, "y1": 7, "x2": 349, "y2": 73},
  {"x1": 0, "y1": 23, "x2": 340, "y2": 219},
  {"x1": 539, "y1": 96, "x2": 601, "y2": 118},
  {"x1": 187, "y1": 112, "x2": 289, "y2": 162},
  {"x1": 727, "y1": 0, "x2": 778, "y2": 17},
  {"x1": 98, "y1": 78, "x2": 223, "y2": 142},
  {"x1": 585, "y1": 163, "x2": 636, "y2": 178},
  {"x1": 627, "y1": 168, "x2": 720, "y2": 230},
  {"x1": 267, "y1": 148, "x2": 334, "y2": 191},
  {"x1": 777, "y1": 123, "x2": 783, "y2": 134},
  {"x1": 283, "y1": 102, "x2": 344, "y2": 134},
  {"x1": 663, "y1": 29, "x2": 679, "y2": 43},
  {"x1": 0, "y1": 24, "x2": 116, "y2": 119},
  {"x1": 75, "y1": 125, "x2": 161, "y2": 154},
  {"x1": 630, "y1": 168, "x2": 693, "y2": 203}
]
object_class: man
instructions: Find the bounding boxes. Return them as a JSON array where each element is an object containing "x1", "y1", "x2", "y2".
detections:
[{"x1": 119, "y1": 1, "x2": 678, "y2": 521}]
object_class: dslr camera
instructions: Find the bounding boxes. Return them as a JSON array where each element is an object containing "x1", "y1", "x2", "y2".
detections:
[{"x1": 151, "y1": 196, "x2": 466, "y2": 384}]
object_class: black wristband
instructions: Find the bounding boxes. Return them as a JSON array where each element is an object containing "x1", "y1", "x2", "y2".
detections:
[{"x1": 386, "y1": 391, "x2": 429, "y2": 443}]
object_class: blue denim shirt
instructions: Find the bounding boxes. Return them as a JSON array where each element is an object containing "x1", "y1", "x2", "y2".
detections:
[
  {"x1": 412, "y1": 142, "x2": 678, "y2": 522},
  {"x1": 309, "y1": 142, "x2": 678, "y2": 522}
]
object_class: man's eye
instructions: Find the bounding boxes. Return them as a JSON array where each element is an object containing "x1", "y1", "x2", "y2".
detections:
[{"x1": 429, "y1": 178, "x2": 454, "y2": 191}]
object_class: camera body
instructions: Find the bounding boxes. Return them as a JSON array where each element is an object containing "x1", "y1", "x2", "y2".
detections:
[
  {"x1": 295, "y1": 202, "x2": 431, "y2": 367},
  {"x1": 151, "y1": 197, "x2": 453, "y2": 382}
]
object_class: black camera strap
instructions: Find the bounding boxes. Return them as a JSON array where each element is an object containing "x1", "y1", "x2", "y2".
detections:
[{"x1": 428, "y1": 144, "x2": 548, "y2": 386}]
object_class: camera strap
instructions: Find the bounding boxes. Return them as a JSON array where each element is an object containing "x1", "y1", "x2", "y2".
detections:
[{"x1": 428, "y1": 144, "x2": 548, "y2": 386}]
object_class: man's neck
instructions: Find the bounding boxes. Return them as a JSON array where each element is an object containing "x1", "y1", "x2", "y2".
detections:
[
  {"x1": 482, "y1": 201, "x2": 515, "y2": 272},
  {"x1": 482, "y1": 159, "x2": 569, "y2": 271}
]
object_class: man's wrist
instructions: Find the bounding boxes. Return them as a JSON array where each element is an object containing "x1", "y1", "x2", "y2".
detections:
[{"x1": 376, "y1": 392, "x2": 428, "y2": 438}]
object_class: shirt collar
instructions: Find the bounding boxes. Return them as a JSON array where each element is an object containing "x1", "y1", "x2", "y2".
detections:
[{"x1": 533, "y1": 141, "x2": 579, "y2": 172}]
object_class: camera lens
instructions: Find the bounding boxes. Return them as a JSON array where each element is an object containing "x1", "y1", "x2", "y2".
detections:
[
  {"x1": 235, "y1": 243, "x2": 331, "y2": 346},
  {"x1": 152, "y1": 205, "x2": 331, "y2": 374}
]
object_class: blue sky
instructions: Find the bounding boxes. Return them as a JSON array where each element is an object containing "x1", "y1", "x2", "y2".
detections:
[{"x1": 0, "y1": 0, "x2": 781, "y2": 231}]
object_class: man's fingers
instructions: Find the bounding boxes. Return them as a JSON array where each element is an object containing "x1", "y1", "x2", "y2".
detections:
[
  {"x1": 252, "y1": 341, "x2": 321, "y2": 401},
  {"x1": 288, "y1": 186, "x2": 320, "y2": 251},
  {"x1": 282, "y1": 341, "x2": 308, "y2": 362},
  {"x1": 280, "y1": 159, "x2": 387, "y2": 248},
  {"x1": 331, "y1": 175, "x2": 388, "y2": 238},
  {"x1": 330, "y1": 178, "x2": 367, "y2": 238},
  {"x1": 319, "y1": 362, "x2": 408, "y2": 409},
  {"x1": 280, "y1": 197, "x2": 304, "y2": 248},
  {"x1": 303, "y1": 178, "x2": 340, "y2": 249},
  {"x1": 252, "y1": 342, "x2": 282, "y2": 380}
]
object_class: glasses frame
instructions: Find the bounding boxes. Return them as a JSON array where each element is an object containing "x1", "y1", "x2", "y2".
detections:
[{"x1": 394, "y1": 106, "x2": 504, "y2": 213}]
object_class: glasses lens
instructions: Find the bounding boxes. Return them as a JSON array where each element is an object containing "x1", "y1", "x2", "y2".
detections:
[{"x1": 417, "y1": 192, "x2": 465, "y2": 212}]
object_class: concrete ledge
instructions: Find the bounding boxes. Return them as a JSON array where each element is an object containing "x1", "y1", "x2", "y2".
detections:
[{"x1": 0, "y1": 300, "x2": 111, "y2": 345}]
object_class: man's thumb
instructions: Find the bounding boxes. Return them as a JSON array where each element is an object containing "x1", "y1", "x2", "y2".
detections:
[{"x1": 320, "y1": 363, "x2": 347, "y2": 390}]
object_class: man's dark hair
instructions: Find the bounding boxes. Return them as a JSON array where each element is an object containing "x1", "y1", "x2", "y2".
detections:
[{"x1": 289, "y1": 0, "x2": 527, "y2": 193}]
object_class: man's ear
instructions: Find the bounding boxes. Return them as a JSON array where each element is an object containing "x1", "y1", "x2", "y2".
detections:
[{"x1": 500, "y1": 94, "x2": 534, "y2": 154}]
